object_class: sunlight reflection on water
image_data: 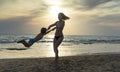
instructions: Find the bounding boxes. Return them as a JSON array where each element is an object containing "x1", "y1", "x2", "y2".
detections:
[{"x1": 0, "y1": 42, "x2": 120, "y2": 59}]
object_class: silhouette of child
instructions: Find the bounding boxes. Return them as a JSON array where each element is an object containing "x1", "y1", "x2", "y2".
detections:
[{"x1": 17, "y1": 27, "x2": 56, "y2": 48}]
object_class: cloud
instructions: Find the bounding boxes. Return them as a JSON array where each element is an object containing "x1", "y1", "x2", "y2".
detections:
[
  {"x1": 62, "y1": 0, "x2": 116, "y2": 10},
  {"x1": 0, "y1": 0, "x2": 51, "y2": 34},
  {"x1": 0, "y1": 0, "x2": 18, "y2": 7},
  {"x1": 89, "y1": 14, "x2": 120, "y2": 27},
  {"x1": 28, "y1": 6, "x2": 48, "y2": 17},
  {"x1": 81, "y1": 0, "x2": 112, "y2": 10},
  {"x1": 0, "y1": 0, "x2": 11, "y2": 5},
  {"x1": 0, "y1": 15, "x2": 41, "y2": 34},
  {"x1": 0, "y1": 0, "x2": 49, "y2": 20},
  {"x1": 0, "y1": 0, "x2": 120, "y2": 35},
  {"x1": 0, "y1": 0, "x2": 48, "y2": 13},
  {"x1": 0, "y1": 0, "x2": 7, "y2": 5},
  {"x1": 65, "y1": 0, "x2": 120, "y2": 27}
]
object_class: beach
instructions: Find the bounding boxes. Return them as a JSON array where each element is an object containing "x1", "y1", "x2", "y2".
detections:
[
  {"x1": 0, "y1": 54, "x2": 120, "y2": 72},
  {"x1": 0, "y1": 35, "x2": 120, "y2": 72}
]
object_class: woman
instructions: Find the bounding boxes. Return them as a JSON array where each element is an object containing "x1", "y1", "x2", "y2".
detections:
[{"x1": 48, "y1": 12, "x2": 70, "y2": 60}]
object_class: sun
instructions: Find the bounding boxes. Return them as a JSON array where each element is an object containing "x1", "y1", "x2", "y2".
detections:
[
  {"x1": 45, "y1": 0, "x2": 62, "y2": 17},
  {"x1": 50, "y1": 6, "x2": 61, "y2": 17},
  {"x1": 48, "y1": 5, "x2": 68, "y2": 21},
  {"x1": 46, "y1": 0, "x2": 69, "y2": 21}
]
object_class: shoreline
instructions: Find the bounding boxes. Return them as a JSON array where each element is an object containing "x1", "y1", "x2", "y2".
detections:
[
  {"x1": 0, "y1": 53, "x2": 120, "y2": 72},
  {"x1": 0, "y1": 52, "x2": 120, "y2": 59}
]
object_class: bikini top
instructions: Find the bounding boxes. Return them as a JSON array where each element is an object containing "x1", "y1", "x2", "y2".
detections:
[{"x1": 56, "y1": 21, "x2": 64, "y2": 29}]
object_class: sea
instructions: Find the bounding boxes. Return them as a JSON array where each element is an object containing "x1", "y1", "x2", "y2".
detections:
[{"x1": 0, "y1": 34, "x2": 120, "y2": 59}]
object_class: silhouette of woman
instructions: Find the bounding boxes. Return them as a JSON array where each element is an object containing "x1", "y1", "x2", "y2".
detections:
[{"x1": 48, "y1": 12, "x2": 70, "y2": 60}]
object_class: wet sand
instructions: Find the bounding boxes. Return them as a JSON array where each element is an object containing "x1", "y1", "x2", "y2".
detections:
[{"x1": 0, "y1": 54, "x2": 120, "y2": 72}]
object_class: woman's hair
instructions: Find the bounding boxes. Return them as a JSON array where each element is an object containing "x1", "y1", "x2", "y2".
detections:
[
  {"x1": 41, "y1": 28, "x2": 47, "y2": 34},
  {"x1": 58, "y1": 12, "x2": 70, "y2": 20}
]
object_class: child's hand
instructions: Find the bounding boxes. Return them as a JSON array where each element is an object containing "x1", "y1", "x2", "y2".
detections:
[
  {"x1": 48, "y1": 27, "x2": 50, "y2": 30},
  {"x1": 48, "y1": 25, "x2": 52, "y2": 30}
]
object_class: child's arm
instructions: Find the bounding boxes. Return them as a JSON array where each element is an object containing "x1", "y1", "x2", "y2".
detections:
[{"x1": 44, "y1": 27, "x2": 56, "y2": 35}]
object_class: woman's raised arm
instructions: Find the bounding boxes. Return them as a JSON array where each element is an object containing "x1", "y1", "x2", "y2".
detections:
[{"x1": 48, "y1": 22, "x2": 57, "y2": 30}]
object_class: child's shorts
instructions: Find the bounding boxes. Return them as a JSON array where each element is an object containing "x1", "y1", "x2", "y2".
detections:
[{"x1": 29, "y1": 39, "x2": 36, "y2": 44}]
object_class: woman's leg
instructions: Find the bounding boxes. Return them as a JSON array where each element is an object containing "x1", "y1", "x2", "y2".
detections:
[{"x1": 53, "y1": 37, "x2": 63, "y2": 60}]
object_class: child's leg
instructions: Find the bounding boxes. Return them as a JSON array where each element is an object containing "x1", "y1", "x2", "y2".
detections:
[{"x1": 17, "y1": 40, "x2": 32, "y2": 47}]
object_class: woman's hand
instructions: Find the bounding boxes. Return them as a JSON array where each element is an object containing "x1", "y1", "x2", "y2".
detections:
[{"x1": 47, "y1": 22, "x2": 57, "y2": 30}]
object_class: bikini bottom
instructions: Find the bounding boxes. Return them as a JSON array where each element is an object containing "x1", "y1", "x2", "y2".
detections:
[{"x1": 55, "y1": 36, "x2": 63, "y2": 40}]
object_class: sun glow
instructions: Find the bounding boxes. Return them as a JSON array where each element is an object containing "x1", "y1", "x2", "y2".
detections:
[
  {"x1": 49, "y1": 43, "x2": 55, "y2": 57},
  {"x1": 48, "y1": 0, "x2": 61, "y2": 5},
  {"x1": 46, "y1": 0, "x2": 68, "y2": 20},
  {"x1": 48, "y1": 5, "x2": 69, "y2": 21},
  {"x1": 50, "y1": 6, "x2": 61, "y2": 17}
]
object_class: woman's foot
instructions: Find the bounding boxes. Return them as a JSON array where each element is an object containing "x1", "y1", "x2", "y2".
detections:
[{"x1": 55, "y1": 56, "x2": 59, "y2": 61}]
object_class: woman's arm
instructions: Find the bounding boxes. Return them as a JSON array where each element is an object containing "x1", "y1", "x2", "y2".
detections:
[{"x1": 48, "y1": 22, "x2": 57, "y2": 30}]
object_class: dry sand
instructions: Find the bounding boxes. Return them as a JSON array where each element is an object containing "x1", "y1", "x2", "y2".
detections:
[{"x1": 0, "y1": 54, "x2": 120, "y2": 72}]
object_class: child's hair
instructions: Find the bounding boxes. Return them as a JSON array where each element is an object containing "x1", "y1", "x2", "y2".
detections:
[{"x1": 41, "y1": 28, "x2": 47, "y2": 34}]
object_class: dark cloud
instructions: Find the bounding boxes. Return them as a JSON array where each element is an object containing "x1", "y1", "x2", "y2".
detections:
[
  {"x1": 63, "y1": 0, "x2": 113, "y2": 10},
  {"x1": 81, "y1": 0, "x2": 112, "y2": 10},
  {"x1": 0, "y1": 0, "x2": 10, "y2": 5},
  {"x1": 0, "y1": 16, "x2": 41, "y2": 34},
  {"x1": 90, "y1": 14, "x2": 120, "y2": 27},
  {"x1": 0, "y1": 0, "x2": 7, "y2": 5},
  {"x1": 0, "y1": 0, "x2": 50, "y2": 34},
  {"x1": 0, "y1": 0, "x2": 18, "y2": 6},
  {"x1": 78, "y1": 13, "x2": 120, "y2": 35}
]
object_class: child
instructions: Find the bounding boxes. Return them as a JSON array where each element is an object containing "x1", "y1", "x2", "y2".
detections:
[{"x1": 17, "y1": 27, "x2": 56, "y2": 48}]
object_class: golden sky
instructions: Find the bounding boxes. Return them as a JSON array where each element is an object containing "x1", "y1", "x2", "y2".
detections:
[{"x1": 0, "y1": 0, "x2": 120, "y2": 35}]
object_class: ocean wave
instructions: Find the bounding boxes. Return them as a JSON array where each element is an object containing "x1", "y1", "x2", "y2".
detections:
[
  {"x1": 0, "y1": 35, "x2": 120, "y2": 44},
  {"x1": 0, "y1": 39, "x2": 120, "y2": 44}
]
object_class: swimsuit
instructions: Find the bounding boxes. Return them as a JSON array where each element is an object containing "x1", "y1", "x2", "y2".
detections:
[
  {"x1": 28, "y1": 38, "x2": 36, "y2": 44},
  {"x1": 55, "y1": 36, "x2": 63, "y2": 40},
  {"x1": 55, "y1": 21, "x2": 64, "y2": 40},
  {"x1": 55, "y1": 36, "x2": 60, "y2": 40}
]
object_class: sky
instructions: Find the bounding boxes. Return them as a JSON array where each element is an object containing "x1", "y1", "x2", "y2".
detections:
[{"x1": 0, "y1": 0, "x2": 120, "y2": 36}]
